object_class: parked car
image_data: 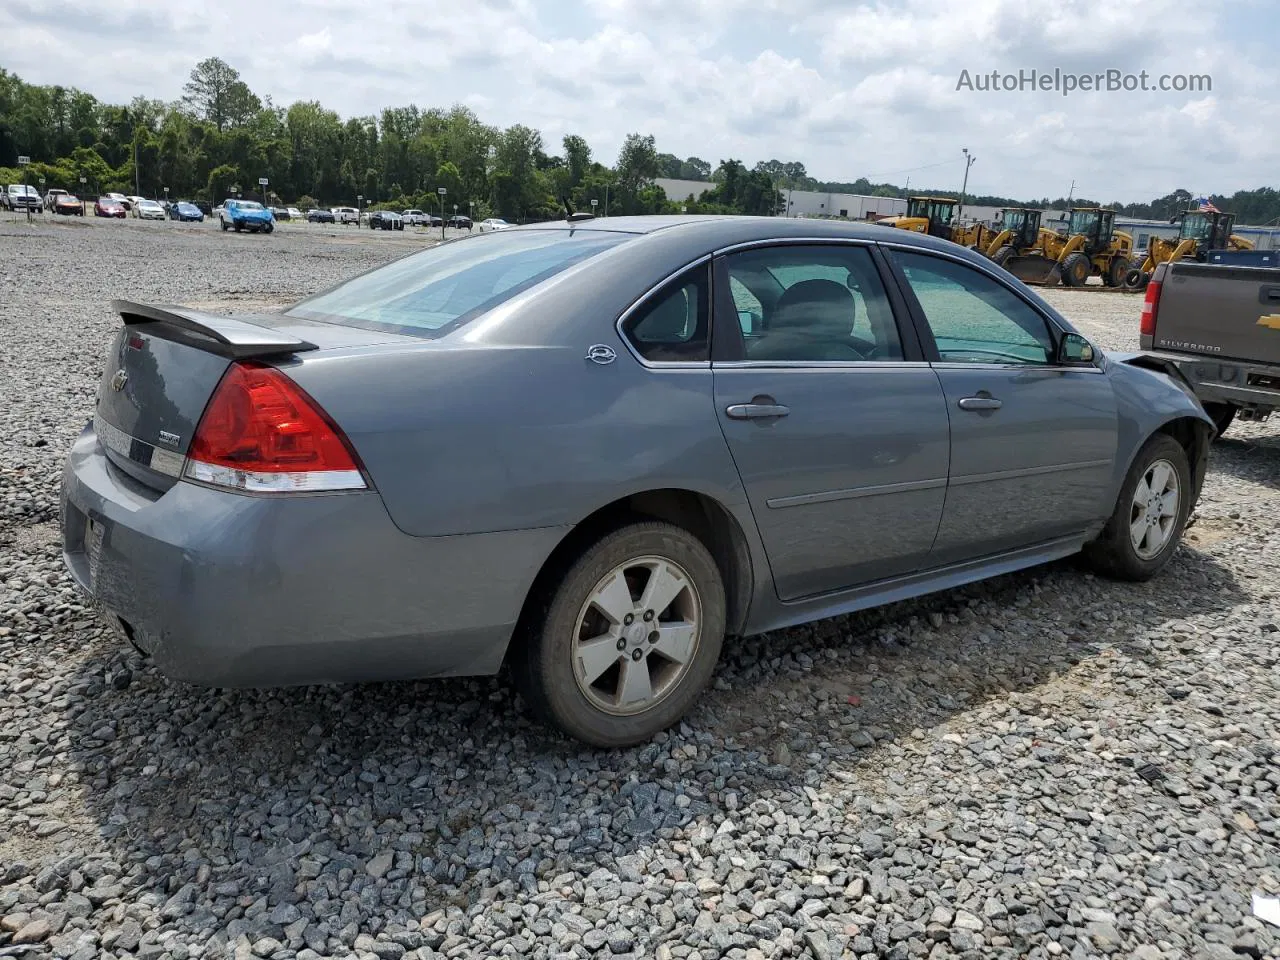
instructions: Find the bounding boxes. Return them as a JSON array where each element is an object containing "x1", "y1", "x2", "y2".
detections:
[
  {"x1": 272, "y1": 207, "x2": 292, "y2": 220},
  {"x1": 2, "y1": 184, "x2": 43, "y2": 212},
  {"x1": 134, "y1": 199, "x2": 166, "y2": 221},
  {"x1": 333, "y1": 206, "x2": 359, "y2": 225},
  {"x1": 125, "y1": 196, "x2": 146, "y2": 213},
  {"x1": 401, "y1": 209, "x2": 428, "y2": 226},
  {"x1": 44, "y1": 188, "x2": 70, "y2": 210},
  {"x1": 51, "y1": 193, "x2": 83, "y2": 215},
  {"x1": 219, "y1": 199, "x2": 274, "y2": 233},
  {"x1": 448, "y1": 215, "x2": 473, "y2": 230},
  {"x1": 167, "y1": 201, "x2": 204, "y2": 222},
  {"x1": 1138, "y1": 258, "x2": 1280, "y2": 436},
  {"x1": 306, "y1": 208, "x2": 336, "y2": 223},
  {"x1": 60, "y1": 217, "x2": 1213, "y2": 746},
  {"x1": 425, "y1": 213, "x2": 443, "y2": 228},
  {"x1": 369, "y1": 210, "x2": 405, "y2": 231},
  {"x1": 105, "y1": 192, "x2": 131, "y2": 210},
  {"x1": 94, "y1": 197, "x2": 127, "y2": 218},
  {"x1": 287, "y1": 207, "x2": 303, "y2": 220},
  {"x1": 479, "y1": 217, "x2": 511, "y2": 232}
]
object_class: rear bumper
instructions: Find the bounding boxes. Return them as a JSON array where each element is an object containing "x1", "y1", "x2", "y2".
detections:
[
  {"x1": 1137, "y1": 347, "x2": 1280, "y2": 413},
  {"x1": 60, "y1": 424, "x2": 567, "y2": 688}
]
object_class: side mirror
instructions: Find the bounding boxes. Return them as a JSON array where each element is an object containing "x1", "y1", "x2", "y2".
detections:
[{"x1": 1058, "y1": 332, "x2": 1095, "y2": 364}]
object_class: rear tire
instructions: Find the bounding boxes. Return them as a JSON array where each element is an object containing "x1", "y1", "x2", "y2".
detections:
[
  {"x1": 1105, "y1": 256, "x2": 1128, "y2": 287},
  {"x1": 1082, "y1": 433, "x2": 1190, "y2": 581},
  {"x1": 1062, "y1": 252, "x2": 1091, "y2": 287},
  {"x1": 510, "y1": 521, "x2": 726, "y2": 747},
  {"x1": 991, "y1": 245, "x2": 1013, "y2": 268},
  {"x1": 1203, "y1": 402, "x2": 1236, "y2": 438}
]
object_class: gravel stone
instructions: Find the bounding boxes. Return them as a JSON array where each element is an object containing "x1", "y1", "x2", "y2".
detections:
[{"x1": 1, "y1": 219, "x2": 1278, "y2": 960}]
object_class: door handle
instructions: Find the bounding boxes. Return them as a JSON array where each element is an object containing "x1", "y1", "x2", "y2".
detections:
[
  {"x1": 957, "y1": 396, "x2": 1003, "y2": 411},
  {"x1": 726, "y1": 402, "x2": 790, "y2": 420}
]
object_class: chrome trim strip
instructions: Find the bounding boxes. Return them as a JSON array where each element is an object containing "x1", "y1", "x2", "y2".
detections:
[
  {"x1": 949, "y1": 458, "x2": 1112, "y2": 487},
  {"x1": 714, "y1": 360, "x2": 931, "y2": 371},
  {"x1": 767, "y1": 476, "x2": 946, "y2": 509},
  {"x1": 614, "y1": 254, "x2": 713, "y2": 369},
  {"x1": 929, "y1": 362, "x2": 1106, "y2": 374},
  {"x1": 94, "y1": 414, "x2": 185, "y2": 478},
  {"x1": 713, "y1": 237, "x2": 878, "y2": 255}
]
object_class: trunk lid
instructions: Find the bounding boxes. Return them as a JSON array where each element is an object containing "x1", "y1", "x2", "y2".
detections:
[
  {"x1": 93, "y1": 301, "x2": 413, "y2": 490},
  {"x1": 1153, "y1": 262, "x2": 1280, "y2": 365}
]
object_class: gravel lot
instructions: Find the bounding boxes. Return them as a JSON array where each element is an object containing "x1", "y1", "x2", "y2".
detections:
[{"x1": 1, "y1": 214, "x2": 1278, "y2": 960}]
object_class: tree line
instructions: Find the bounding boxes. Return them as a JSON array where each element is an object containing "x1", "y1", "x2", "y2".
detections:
[{"x1": 3, "y1": 58, "x2": 1278, "y2": 225}]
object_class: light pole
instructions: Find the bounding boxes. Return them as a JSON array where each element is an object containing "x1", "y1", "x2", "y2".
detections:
[
  {"x1": 468, "y1": 200, "x2": 474, "y2": 230},
  {"x1": 603, "y1": 182, "x2": 609, "y2": 217},
  {"x1": 959, "y1": 147, "x2": 976, "y2": 218},
  {"x1": 79, "y1": 176, "x2": 86, "y2": 215},
  {"x1": 259, "y1": 177, "x2": 268, "y2": 207},
  {"x1": 17, "y1": 156, "x2": 30, "y2": 222},
  {"x1": 590, "y1": 198, "x2": 598, "y2": 219},
  {"x1": 437, "y1": 186, "x2": 446, "y2": 240},
  {"x1": 163, "y1": 185, "x2": 169, "y2": 215},
  {"x1": 39, "y1": 176, "x2": 46, "y2": 218}
]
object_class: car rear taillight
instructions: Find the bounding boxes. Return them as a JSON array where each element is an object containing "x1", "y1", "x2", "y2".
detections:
[
  {"x1": 185, "y1": 361, "x2": 367, "y2": 493},
  {"x1": 1140, "y1": 280, "x2": 1161, "y2": 337}
]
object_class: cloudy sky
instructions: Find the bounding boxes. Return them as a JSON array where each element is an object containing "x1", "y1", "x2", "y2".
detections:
[{"x1": 3, "y1": 0, "x2": 1278, "y2": 202}]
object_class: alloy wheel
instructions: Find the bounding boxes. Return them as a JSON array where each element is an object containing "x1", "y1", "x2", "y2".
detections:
[
  {"x1": 1129, "y1": 458, "x2": 1180, "y2": 559},
  {"x1": 571, "y1": 556, "x2": 702, "y2": 717}
]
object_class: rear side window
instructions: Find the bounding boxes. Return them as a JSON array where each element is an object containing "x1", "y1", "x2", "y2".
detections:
[
  {"x1": 622, "y1": 265, "x2": 710, "y2": 362},
  {"x1": 287, "y1": 230, "x2": 631, "y2": 338}
]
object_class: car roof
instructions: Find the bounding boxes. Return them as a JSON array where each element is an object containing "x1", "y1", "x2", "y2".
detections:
[{"x1": 500, "y1": 214, "x2": 973, "y2": 255}]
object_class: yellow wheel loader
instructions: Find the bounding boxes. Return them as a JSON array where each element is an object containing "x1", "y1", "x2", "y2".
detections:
[
  {"x1": 876, "y1": 196, "x2": 995, "y2": 251},
  {"x1": 995, "y1": 207, "x2": 1133, "y2": 287},
  {"x1": 1124, "y1": 209, "x2": 1254, "y2": 290}
]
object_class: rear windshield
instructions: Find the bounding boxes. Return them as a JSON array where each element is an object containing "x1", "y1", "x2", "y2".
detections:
[{"x1": 286, "y1": 229, "x2": 631, "y2": 337}]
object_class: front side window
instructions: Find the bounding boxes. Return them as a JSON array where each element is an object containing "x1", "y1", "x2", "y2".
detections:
[
  {"x1": 622, "y1": 266, "x2": 709, "y2": 362},
  {"x1": 894, "y1": 251, "x2": 1056, "y2": 365},
  {"x1": 288, "y1": 229, "x2": 631, "y2": 338},
  {"x1": 722, "y1": 245, "x2": 904, "y2": 362}
]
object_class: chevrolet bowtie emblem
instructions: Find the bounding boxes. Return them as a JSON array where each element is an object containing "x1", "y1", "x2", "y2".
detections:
[
  {"x1": 1258, "y1": 314, "x2": 1280, "y2": 330},
  {"x1": 111, "y1": 370, "x2": 128, "y2": 391}
]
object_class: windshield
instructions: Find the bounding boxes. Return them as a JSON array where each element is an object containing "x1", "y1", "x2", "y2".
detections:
[
  {"x1": 287, "y1": 229, "x2": 631, "y2": 338},
  {"x1": 140, "y1": 200, "x2": 161, "y2": 208},
  {"x1": 1068, "y1": 210, "x2": 1098, "y2": 235},
  {"x1": 235, "y1": 201, "x2": 264, "y2": 211},
  {"x1": 1179, "y1": 212, "x2": 1212, "y2": 241},
  {"x1": 9, "y1": 185, "x2": 36, "y2": 196}
]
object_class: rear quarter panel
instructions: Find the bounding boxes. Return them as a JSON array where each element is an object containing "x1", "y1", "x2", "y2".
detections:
[{"x1": 283, "y1": 233, "x2": 755, "y2": 539}]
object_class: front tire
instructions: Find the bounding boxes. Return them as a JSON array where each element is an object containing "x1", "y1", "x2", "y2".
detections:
[
  {"x1": 1083, "y1": 434, "x2": 1191, "y2": 581},
  {"x1": 1105, "y1": 256, "x2": 1128, "y2": 288},
  {"x1": 220, "y1": 219, "x2": 229, "y2": 231},
  {"x1": 1061, "y1": 252, "x2": 1091, "y2": 287},
  {"x1": 511, "y1": 522, "x2": 726, "y2": 747}
]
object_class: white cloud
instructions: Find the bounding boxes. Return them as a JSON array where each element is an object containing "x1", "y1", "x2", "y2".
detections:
[{"x1": 0, "y1": 0, "x2": 1276, "y2": 201}]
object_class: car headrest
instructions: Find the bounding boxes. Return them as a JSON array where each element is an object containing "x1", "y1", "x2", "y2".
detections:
[{"x1": 772, "y1": 279, "x2": 856, "y2": 331}]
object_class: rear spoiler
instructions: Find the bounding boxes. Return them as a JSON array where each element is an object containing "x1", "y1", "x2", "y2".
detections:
[{"x1": 112, "y1": 300, "x2": 318, "y2": 358}]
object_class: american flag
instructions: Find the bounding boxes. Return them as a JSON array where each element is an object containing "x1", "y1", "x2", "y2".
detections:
[{"x1": 1196, "y1": 197, "x2": 1220, "y2": 213}]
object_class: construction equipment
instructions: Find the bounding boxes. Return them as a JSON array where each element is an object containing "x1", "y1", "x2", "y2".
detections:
[
  {"x1": 993, "y1": 207, "x2": 1133, "y2": 287},
  {"x1": 877, "y1": 196, "x2": 995, "y2": 251},
  {"x1": 1124, "y1": 209, "x2": 1254, "y2": 290},
  {"x1": 983, "y1": 207, "x2": 1043, "y2": 265}
]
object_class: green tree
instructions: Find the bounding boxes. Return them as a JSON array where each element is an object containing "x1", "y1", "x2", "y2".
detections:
[{"x1": 183, "y1": 58, "x2": 248, "y2": 132}]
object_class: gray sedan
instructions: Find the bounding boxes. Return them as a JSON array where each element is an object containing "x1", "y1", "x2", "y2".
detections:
[{"x1": 61, "y1": 216, "x2": 1212, "y2": 746}]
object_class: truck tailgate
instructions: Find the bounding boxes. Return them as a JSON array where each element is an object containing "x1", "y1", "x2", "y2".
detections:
[{"x1": 1153, "y1": 262, "x2": 1280, "y2": 365}]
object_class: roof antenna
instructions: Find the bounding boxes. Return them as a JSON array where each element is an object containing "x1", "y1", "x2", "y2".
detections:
[{"x1": 563, "y1": 194, "x2": 594, "y2": 222}]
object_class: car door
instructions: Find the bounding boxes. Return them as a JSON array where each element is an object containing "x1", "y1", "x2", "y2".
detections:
[
  {"x1": 887, "y1": 247, "x2": 1119, "y2": 565},
  {"x1": 711, "y1": 242, "x2": 951, "y2": 601}
]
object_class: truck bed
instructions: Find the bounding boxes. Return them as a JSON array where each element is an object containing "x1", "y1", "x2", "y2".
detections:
[{"x1": 1143, "y1": 261, "x2": 1280, "y2": 366}]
